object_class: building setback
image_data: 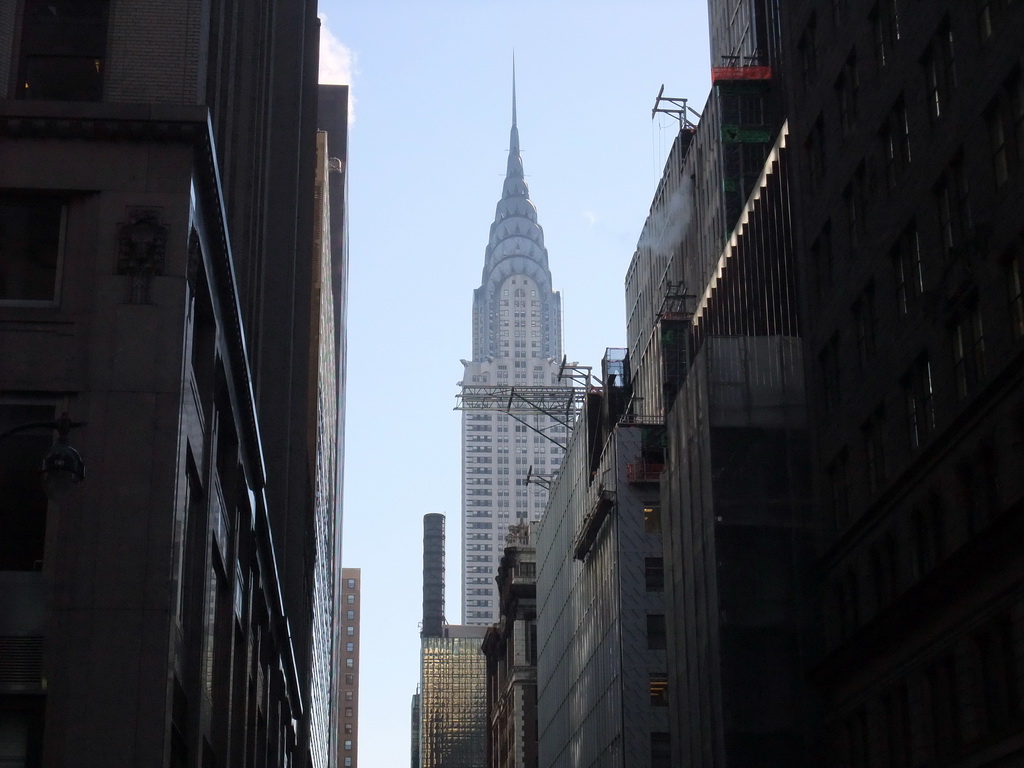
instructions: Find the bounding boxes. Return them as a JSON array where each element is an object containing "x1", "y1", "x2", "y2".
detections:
[
  {"x1": 459, "y1": 72, "x2": 567, "y2": 626},
  {"x1": 0, "y1": 2, "x2": 346, "y2": 767}
]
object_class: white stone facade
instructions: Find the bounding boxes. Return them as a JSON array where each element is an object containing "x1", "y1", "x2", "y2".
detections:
[{"x1": 459, "y1": 84, "x2": 567, "y2": 626}]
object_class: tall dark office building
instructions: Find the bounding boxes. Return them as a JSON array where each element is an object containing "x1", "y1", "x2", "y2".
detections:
[
  {"x1": 781, "y1": 0, "x2": 1024, "y2": 762},
  {"x1": 0, "y1": 2, "x2": 346, "y2": 767}
]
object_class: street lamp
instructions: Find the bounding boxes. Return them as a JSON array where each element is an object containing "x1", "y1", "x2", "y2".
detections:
[{"x1": 0, "y1": 413, "x2": 85, "y2": 501}]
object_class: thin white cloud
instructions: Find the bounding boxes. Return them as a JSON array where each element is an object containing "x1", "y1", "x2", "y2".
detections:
[
  {"x1": 318, "y1": 13, "x2": 356, "y2": 122},
  {"x1": 582, "y1": 210, "x2": 599, "y2": 227}
]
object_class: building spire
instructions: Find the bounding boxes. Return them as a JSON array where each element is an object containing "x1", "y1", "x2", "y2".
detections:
[
  {"x1": 512, "y1": 52, "x2": 517, "y2": 128},
  {"x1": 506, "y1": 56, "x2": 524, "y2": 190}
]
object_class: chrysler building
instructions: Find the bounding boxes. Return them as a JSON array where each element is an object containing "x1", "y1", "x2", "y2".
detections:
[{"x1": 459, "y1": 73, "x2": 566, "y2": 625}]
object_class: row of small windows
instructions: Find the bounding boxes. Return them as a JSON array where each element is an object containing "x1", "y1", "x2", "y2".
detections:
[
  {"x1": 816, "y1": 227, "x2": 1024, "y2": 420},
  {"x1": 823, "y1": 291, "x2": 1020, "y2": 512},
  {"x1": 499, "y1": 298, "x2": 540, "y2": 307}
]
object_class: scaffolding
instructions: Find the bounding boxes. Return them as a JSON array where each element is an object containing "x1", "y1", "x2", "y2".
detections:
[
  {"x1": 711, "y1": 65, "x2": 772, "y2": 84},
  {"x1": 651, "y1": 84, "x2": 701, "y2": 131},
  {"x1": 658, "y1": 281, "x2": 696, "y2": 411},
  {"x1": 454, "y1": 360, "x2": 595, "y2": 455},
  {"x1": 712, "y1": 55, "x2": 772, "y2": 85}
]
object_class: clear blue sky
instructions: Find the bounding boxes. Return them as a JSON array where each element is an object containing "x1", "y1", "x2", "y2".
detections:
[{"x1": 317, "y1": 2, "x2": 711, "y2": 765}]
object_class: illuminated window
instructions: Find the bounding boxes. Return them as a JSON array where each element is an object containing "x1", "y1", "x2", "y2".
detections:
[
  {"x1": 649, "y1": 674, "x2": 669, "y2": 706},
  {"x1": 643, "y1": 505, "x2": 661, "y2": 534}
]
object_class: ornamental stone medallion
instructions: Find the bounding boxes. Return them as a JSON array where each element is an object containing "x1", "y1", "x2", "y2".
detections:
[{"x1": 117, "y1": 208, "x2": 168, "y2": 304}]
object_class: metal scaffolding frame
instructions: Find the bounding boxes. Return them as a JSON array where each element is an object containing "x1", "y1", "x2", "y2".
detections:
[
  {"x1": 651, "y1": 84, "x2": 701, "y2": 131},
  {"x1": 455, "y1": 360, "x2": 594, "y2": 456}
]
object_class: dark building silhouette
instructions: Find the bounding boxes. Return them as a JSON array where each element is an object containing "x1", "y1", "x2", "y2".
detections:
[
  {"x1": 423, "y1": 513, "x2": 447, "y2": 639},
  {"x1": 646, "y1": 0, "x2": 1024, "y2": 763},
  {"x1": 780, "y1": 0, "x2": 1024, "y2": 762},
  {"x1": 0, "y1": 2, "x2": 346, "y2": 767}
]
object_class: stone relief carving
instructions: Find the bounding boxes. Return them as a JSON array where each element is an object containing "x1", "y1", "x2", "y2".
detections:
[{"x1": 117, "y1": 208, "x2": 168, "y2": 304}]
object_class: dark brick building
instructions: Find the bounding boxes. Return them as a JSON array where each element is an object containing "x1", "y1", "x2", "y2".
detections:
[
  {"x1": 780, "y1": 0, "x2": 1024, "y2": 763},
  {"x1": 632, "y1": 0, "x2": 1024, "y2": 763},
  {"x1": 0, "y1": 1, "x2": 346, "y2": 766}
]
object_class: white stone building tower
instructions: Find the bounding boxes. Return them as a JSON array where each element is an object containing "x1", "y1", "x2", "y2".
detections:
[{"x1": 460, "y1": 73, "x2": 566, "y2": 625}]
